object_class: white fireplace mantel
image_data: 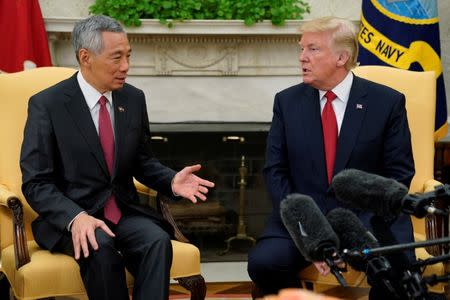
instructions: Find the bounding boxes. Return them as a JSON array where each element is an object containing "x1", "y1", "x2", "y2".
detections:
[
  {"x1": 45, "y1": 18, "x2": 306, "y2": 123},
  {"x1": 45, "y1": 18, "x2": 304, "y2": 35}
]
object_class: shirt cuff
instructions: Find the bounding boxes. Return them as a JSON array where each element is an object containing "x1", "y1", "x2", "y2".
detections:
[
  {"x1": 67, "y1": 211, "x2": 87, "y2": 232},
  {"x1": 171, "y1": 177, "x2": 179, "y2": 197}
]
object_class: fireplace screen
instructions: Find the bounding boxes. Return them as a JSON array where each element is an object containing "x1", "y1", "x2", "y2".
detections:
[{"x1": 147, "y1": 124, "x2": 271, "y2": 262}]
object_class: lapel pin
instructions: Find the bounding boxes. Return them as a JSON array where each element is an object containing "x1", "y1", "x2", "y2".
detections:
[
  {"x1": 356, "y1": 104, "x2": 363, "y2": 110},
  {"x1": 118, "y1": 106, "x2": 125, "y2": 112}
]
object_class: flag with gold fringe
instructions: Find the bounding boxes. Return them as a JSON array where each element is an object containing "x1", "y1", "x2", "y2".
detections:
[{"x1": 358, "y1": 0, "x2": 447, "y2": 139}]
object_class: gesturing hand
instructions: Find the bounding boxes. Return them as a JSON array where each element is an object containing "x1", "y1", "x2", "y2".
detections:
[
  {"x1": 172, "y1": 164, "x2": 215, "y2": 203},
  {"x1": 71, "y1": 213, "x2": 115, "y2": 260}
]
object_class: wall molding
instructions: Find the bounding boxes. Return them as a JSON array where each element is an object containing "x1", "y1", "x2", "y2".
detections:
[
  {"x1": 45, "y1": 18, "x2": 304, "y2": 35},
  {"x1": 45, "y1": 18, "x2": 310, "y2": 76}
]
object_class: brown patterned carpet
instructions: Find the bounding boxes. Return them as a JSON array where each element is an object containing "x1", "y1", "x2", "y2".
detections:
[{"x1": 169, "y1": 282, "x2": 370, "y2": 300}]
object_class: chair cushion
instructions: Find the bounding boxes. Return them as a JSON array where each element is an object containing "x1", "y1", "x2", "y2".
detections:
[
  {"x1": 170, "y1": 240, "x2": 201, "y2": 278},
  {"x1": 2, "y1": 240, "x2": 200, "y2": 299},
  {"x1": 2, "y1": 241, "x2": 92, "y2": 299}
]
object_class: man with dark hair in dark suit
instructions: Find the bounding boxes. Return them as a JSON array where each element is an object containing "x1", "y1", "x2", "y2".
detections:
[
  {"x1": 20, "y1": 15, "x2": 214, "y2": 300},
  {"x1": 247, "y1": 16, "x2": 415, "y2": 299}
]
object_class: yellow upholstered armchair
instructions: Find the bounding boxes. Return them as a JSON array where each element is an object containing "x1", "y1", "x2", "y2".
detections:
[
  {"x1": 295, "y1": 66, "x2": 448, "y2": 296},
  {"x1": 0, "y1": 67, "x2": 206, "y2": 299}
]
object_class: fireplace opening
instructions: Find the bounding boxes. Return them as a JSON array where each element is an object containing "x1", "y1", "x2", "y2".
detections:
[{"x1": 148, "y1": 122, "x2": 272, "y2": 262}]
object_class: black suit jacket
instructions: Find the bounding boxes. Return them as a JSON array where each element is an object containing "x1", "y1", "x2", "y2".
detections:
[
  {"x1": 20, "y1": 73, "x2": 175, "y2": 251},
  {"x1": 262, "y1": 74, "x2": 415, "y2": 245}
]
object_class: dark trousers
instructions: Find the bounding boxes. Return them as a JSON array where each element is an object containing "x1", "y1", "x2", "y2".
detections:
[
  {"x1": 0, "y1": 272, "x2": 9, "y2": 299},
  {"x1": 247, "y1": 237, "x2": 310, "y2": 295},
  {"x1": 55, "y1": 212, "x2": 173, "y2": 300}
]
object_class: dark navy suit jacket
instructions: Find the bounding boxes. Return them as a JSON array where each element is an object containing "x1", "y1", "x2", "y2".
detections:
[
  {"x1": 262, "y1": 74, "x2": 415, "y2": 246},
  {"x1": 20, "y1": 73, "x2": 176, "y2": 251}
]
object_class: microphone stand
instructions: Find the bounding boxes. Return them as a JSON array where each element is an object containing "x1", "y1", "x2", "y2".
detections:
[
  {"x1": 423, "y1": 273, "x2": 450, "y2": 286},
  {"x1": 360, "y1": 236, "x2": 450, "y2": 256},
  {"x1": 411, "y1": 253, "x2": 450, "y2": 269},
  {"x1": 343, "y1": 237, "x2": 450, "y2": 299},
  {"x1": 400, "y1": 270, "x2": 428, "y2": 300},
  {"x1": 366, "y1": 256, "x2": 400, "y2": 298},
  {"x1": 350, "y1": 254, "x2": 429, "y2": 300},
  {"x1": 322, "y1": 247, "x2": 348, "y2": 287}
]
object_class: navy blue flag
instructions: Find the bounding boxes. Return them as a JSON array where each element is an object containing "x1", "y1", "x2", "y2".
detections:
[{"x1": 358, "y1": 0, "x2": 447, "y2": 139}]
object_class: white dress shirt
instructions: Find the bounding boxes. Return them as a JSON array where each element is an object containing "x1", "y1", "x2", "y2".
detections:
[
  {"x1": 77, "y1": 71, "x2": 115, "y2": 136},
  {"x1": 318, "y1": 71, "x2": 354, "y2": 134}
]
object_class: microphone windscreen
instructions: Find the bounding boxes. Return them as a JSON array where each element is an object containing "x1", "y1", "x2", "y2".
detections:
[
  {"x1": 280, "y1": 194, "x2": 340, "y2": 262},
  {"x1": 327, "y1": 208, "x2": 379, "y2": 271},
  {"x1": 331, "y1": 169, "x2": 408, "y2": 217}
]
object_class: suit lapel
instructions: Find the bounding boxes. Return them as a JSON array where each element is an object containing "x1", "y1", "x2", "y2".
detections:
[
  {"x1": 63, "y1": 74, "x2": 110, "y2": 176},
  {"x1": 334, "y1": 75, "x2": 368, "y2": 175},
  {"x1": 300, "y1": 86, "x2": 328, "y2": 183},
  {"x1": 111, "y1": 90, "x2": 129, "y2": 179}
]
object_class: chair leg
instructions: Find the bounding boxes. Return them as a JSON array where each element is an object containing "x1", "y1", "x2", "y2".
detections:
[{"x1": 176, "y1": 275, "x2": 206, "y2": 300}]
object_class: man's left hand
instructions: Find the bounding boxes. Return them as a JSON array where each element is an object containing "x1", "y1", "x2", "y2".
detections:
[{"x1": 172, "y1": 164, "x2": 215, "y2": 203}]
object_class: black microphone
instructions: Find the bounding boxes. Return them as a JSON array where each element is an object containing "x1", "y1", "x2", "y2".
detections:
[
  {"x1": 326, "y1": 208, "x2": 379, "y2": 271},
  {"x1": 326, "y1": 208, "x2": 403, "y2": 298},
  {"x1": 280, "y1": 194, "x2": 347, "y2": 286},
  {"x1": 280, "y1": 194, "x2": 340, "y2": 261},
  {"x1": 331, "y1": 169, "x2": 446, "y2": 218}
]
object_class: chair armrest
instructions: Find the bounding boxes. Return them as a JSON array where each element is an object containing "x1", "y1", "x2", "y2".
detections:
[
  {"x1": 133, "y1": 179, "x2": 189, "y2": 243},
  {"x1": 414, "y1": 232, "x2": 426, "y2": 241},
  {"x1": 133, "y1": 179, "x2": 157, "y2": 197},
  {"x1": 423, "y1": 179, "x2": 443, "y2": 192},
  {"x1": 421, "y1": 179, "x2": 445, "y2": 256},
  {"x1": 0, "y1": 184, "x2": 17, "y2": 207},
  {"x1": 0, "y1": 184, "x2": 30, "y2": 269},
  {"x1": 157, "y1": 194, "x2": 190, "y2": 243}
]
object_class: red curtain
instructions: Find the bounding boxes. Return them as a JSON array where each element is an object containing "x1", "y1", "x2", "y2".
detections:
[{"x1": 0, "y1": 0, "x2": 52, "y2": 73}]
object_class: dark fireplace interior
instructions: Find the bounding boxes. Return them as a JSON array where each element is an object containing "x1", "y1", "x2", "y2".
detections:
[{"x1": 149, "y1": 123, "x2": 272, "y2": 262}]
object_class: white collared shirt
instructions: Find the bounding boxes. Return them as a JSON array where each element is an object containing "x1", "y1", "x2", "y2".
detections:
[
  {"x1": 318, "y1": 71, "x2": 354, "y2": 134},
  {"x1": 77, "y1": 71, "x2": 115, "y2": 136}
]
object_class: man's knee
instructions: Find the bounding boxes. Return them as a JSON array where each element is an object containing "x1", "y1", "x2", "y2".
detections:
[
  {"x1": 94, "y1": 228, "x2": 115, "y2": 249},
  {"x1": 146, "y1": 231, "x2": 172, "y2": 253},
  {"x1": 78, "y1": 230, "x2": 123, "y2": 278},
  {"x1": 248, "y1": 246, "x2": 273, "y2": 282},
  {"x1": 88, "y1": 229, "x2": 121, "y2": 266}
]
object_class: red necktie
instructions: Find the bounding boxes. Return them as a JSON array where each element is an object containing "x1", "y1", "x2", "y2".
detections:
[
  {"x1": 322, "y1": 91, "x2": 338, "y2": 184},
  {"x1": 98, "y1": 96, "x2": 121, "y2": 224}
]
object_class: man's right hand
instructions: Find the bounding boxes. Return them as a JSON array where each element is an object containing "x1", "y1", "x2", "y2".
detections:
[
  {"x1": 71, "y1": 213, "x2": 115, "y2": 260},
  {"x1": 313, "y1": 261, "x2": 331, "y2": 276}
]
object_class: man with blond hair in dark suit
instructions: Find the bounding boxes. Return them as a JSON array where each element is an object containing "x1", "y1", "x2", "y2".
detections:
[{"x1": 248, "y1": 16, "x2": 415, "y2": 299}]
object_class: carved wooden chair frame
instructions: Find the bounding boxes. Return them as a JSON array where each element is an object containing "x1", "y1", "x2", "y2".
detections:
[{"x1": 5, "y1": 192, "x2": 206, "y2": 300}]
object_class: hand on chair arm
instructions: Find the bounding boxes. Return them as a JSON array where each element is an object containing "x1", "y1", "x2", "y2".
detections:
[{"x1": 424, "y1": 179, "x2": 443, "y2": 192}]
